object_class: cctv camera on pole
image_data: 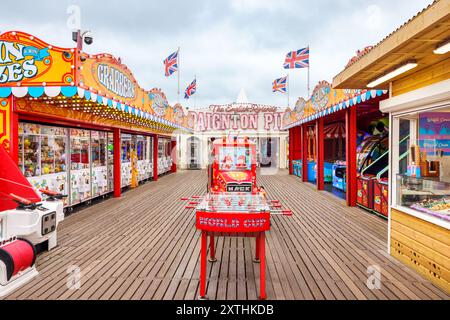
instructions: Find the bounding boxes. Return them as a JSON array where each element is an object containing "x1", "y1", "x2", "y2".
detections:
[{"x1": 72, "y1": 29, "x2": 93, "y2": 51}]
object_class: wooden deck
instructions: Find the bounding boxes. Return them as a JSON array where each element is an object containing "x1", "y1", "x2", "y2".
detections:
[{"x1": 4, "y1": 170, "x2": 449, "y2": 300}]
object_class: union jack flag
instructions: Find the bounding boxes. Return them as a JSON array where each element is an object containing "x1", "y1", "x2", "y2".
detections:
[
  {"x1": 283, "y1": 47, "x2": 309, "y2": 69},
  {"x1": 272, "y1": 76, "x2": 287, "y2": 93},
  {"x1": 184, "y1": 78, "x2": 196, "y2": 99},
  {"x1": 163, "y1": 50, "x2": 178, "y2": 77}
]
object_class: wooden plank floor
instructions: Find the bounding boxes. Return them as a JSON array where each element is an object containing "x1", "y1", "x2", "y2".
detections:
[{"x1": 4, "y1": 170, "x2": 449, "y2": 300}]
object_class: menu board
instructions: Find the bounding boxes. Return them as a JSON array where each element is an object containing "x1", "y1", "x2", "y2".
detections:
[{"x1": 419, "y1": 112, "x2": 450, "y2": 155}]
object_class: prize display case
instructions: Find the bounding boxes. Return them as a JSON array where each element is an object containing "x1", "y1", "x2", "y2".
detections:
[
  {"x1": 121, "y1": 134, "x2": 132, "y2": 187},
  {"x1": 107, "y1": 133, "x2": 114, "y2": 192},
  {"x1": 392, "y1": 107, "x2": 450, "y2": 224},
  {"x1": 158, "y1": 139, "x2": 164, "y2": 175},
  {"x1": 397, "y1": 174, "x2": 450, "y2": 222},
  {"x1": 158, "y1": 138, "x2": 172, "y2": 174},
  {"x1": 18, "y1": 123, "x2": 69, "y2": 206},
  {"x1": 91, "y1": 131, "x2": 109, "y2": 197},
  {"x1": 136, "y1": 136, "x2": 152, "y2": 181},
  {"x1": 70, "y1": 129, "x2": 91, "y2": 204}
]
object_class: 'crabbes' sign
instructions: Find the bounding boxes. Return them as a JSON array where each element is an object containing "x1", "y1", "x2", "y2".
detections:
[{"x1": 226, "y1": 183, "x2": 252, "y2": 192}]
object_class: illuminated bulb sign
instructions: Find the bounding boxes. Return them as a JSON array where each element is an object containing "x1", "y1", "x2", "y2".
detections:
[{"x1": 0, "y1": 41, "x2": 46, "y2": 83}]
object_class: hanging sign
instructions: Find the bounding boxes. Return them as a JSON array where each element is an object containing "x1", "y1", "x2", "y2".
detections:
[
  {"x1": 79, "y1": 54, "x2": 146, "y2": 107},
  {"x1": 0, "y1": 31, "x2": 76, "y2": 86}
]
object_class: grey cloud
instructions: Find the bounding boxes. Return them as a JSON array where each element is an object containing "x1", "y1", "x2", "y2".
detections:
[{"x1": 1, "y1": 0, "x2": 433, "y2": 108}]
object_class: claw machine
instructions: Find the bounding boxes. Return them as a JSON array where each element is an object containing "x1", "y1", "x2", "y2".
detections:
[
  {"x1": 107, "y1": 132, "x2": 114, "y2": 192},
  {"x1": 18, "y1": 123, "x2": 69, "y2": 206},
  {"x1": 91, "y1": 131, "x2": 109, "y2": 197},
  {"x1": 121, "y1": 133, "x2": 132, "y2": 187},
  {"x1": 136, "y1": 135, "x2": 152, "y2": 181},
  {"x1": 69, "y1": 129, "x2": 91, "y2": 205}
]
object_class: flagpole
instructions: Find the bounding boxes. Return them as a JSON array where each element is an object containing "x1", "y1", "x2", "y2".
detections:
[
  {"x1": 194, "y1": 75, "x2": 197, "y2": 109},
  {"x1": 177, "y1": 46, "x2": 180, "y2": 103},
  {"x1": 307, "y1": 45, "x2": 310, "y2": 98},
  {"x1": 287, "y1": 73, "x2": 290, "y2": 108}
]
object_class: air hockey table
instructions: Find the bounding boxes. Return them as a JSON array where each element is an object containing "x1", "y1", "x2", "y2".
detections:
[{"x1": 187, "y1": 192, "x2": 291, "y2": 300}]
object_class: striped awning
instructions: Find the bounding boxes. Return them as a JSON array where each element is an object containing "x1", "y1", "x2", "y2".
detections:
[
  {"x1": 0, "y1": 85, "x2": 192, "y2": 133},
  {"x1": 283, "y1": 89, "x2": 388, "y2": 130}
]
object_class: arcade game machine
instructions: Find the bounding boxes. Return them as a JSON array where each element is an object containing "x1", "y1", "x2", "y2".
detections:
[
  {"x1": 183, "y1": 137, "x2": 292, "y2": 300},
  {"x1": 356, "y1": 133, "x2": 389, "y2": 212},
  {"x1": 0, "y1": 145, "x2": 65, "y2": 297}
]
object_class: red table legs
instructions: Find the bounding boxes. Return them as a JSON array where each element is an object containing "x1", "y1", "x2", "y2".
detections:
[
  {"x1": 259, "y1": 232, "x2": 266, "y2": 300},
  {"x1": 253, "y1": 233, "x2": 260, "y2": 263},
  {"x1": 199, "y1": 230, "x2": 208, "y2": 300},
  {"x1": 209, "y1": 235, "x2": 217, "y2": 262}
]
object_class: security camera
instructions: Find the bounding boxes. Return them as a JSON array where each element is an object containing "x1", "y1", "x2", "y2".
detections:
[{"x1": 82, "y1": 31, "x2": 93, "y2": 45}]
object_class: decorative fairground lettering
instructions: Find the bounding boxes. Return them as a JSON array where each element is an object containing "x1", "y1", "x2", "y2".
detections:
[
  {"x1": 0, "y1": 41, "x2": 47, "y2": 83},
  {"x1": 97, "y1": 64, "x2": 136, "y2": 99}
]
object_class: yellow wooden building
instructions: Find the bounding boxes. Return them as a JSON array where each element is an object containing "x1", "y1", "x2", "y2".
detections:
[{"x1": 333, "y1": 0, "x2": 450, "y2": 293}]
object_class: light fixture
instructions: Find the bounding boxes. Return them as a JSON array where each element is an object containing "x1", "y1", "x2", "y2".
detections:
[
  {"x1": 367, "y1": 61, "x2": 418, "y2": 88},
  {"x1": 434, "y1": 40, "x2": 450, "y2": 54}
]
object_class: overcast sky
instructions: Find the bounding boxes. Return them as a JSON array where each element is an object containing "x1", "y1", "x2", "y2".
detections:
[{"x1": 1, "y1": 0, "x2": 432, "y2": 109}]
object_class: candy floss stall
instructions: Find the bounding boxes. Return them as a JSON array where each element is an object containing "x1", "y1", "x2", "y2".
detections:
[
  {"x1": 0, "y1": 31, "x2": 191, "y2": 211},
  {"x1": 182, "y1": 137, "x2": 292, "y2": 300}
]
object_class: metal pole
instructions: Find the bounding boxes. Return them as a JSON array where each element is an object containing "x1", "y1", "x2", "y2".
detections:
[
  {"x1": 287, "y1": 73, "x2": 290, "y2": 108},
  {"x1": 194, "y1": 75, "x2": 197, "y2": 109},
  {"x1": 307, "y1": 45, "x2": 310, "y2": 98},
  {"x1": 177, "y1": 47, "x2": 180, "y2": 103}
]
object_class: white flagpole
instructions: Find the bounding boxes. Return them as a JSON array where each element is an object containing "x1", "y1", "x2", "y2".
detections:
[
  {"x1": 287, "y1": 73, "x2": 290, "y2": 108},
  {"x1": 177, "y1": 46, "x2": 180, "y2": 103},
  {"x1": 194, "y1": 75, "x2": 197, "y2": 109},
  {"x1": 307, "y1": 45, "x2": 310, "y2": 98}
]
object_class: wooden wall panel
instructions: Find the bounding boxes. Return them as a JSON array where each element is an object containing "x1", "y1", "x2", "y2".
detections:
[{"x1": 391, "y1": 208, "x2": 450, "y2": 293}]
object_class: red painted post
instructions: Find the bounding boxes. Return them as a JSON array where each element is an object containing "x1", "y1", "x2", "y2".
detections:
[
  {"x1": 171, "y1": 138, "x2": 177, "y2": 173},
  {"x1": 153, "y1": 134, "x2": 158, "y2": 181},
  {"x1": 316, "y1": 118, "x2": 324, "y2": 190},
  {"x1": 10, "y1": 96, "x2": 19, "y2": 164},
  {"x1": 209, "y1": 235, "x2": 216, "y2": 262},
  {"x1": 259, "y1": 232, "x2": 266, "y2": 300},
  {"x1": 289, "y1": 128, "x2": 294, "y2": 175},
  {"x1": 113, "y1": 128, "x2": 121, "y2": 198},
  {"x1": 199, "y1": 230, "x2": 207, "y2": 299},
  {"x1": 254, "y1": 234, "x2": 260, "y2": 262},
  {"x1": 301, "y1": 124, "x2": 308, "y2": 182},
  {"x1": 346, "y1": 106, "x2": 357, "y2": 206}
]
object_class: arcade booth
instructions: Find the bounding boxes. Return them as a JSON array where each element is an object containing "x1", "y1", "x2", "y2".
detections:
[
  {"x1": 0, "y1": 31, "x2": 191, "y2": 212},
  {"x1": 332, "y1": 0, "x2": 450, "y2": 293},
  {"x1": 285, "y1": 80, "x2": 389, "y2": 210},
  {"x1": 182, "y1": 137, "x2": 292, "y2": 300}
]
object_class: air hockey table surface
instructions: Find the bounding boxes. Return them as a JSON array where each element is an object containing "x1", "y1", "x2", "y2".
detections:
[{"x1": 196, "y1": 192, "x2": 271, "y2": 213}]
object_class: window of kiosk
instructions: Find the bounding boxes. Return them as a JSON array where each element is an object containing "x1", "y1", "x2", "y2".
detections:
[
  {"x1": 91, "y1": 131, "x2": 107, "y2": 167},
  {"x1": 394, "y1": 105, "x2": 450, "y2": 223},
  {"x1": 19, "y1": 123, "x2": 41, "y2": 177},
  {"x1": 121, "y1": 135, "x2": 131, "y2": 163},
  {"x1": 41, "y1": 126, "x2": 67, "y2": 175},
  {"x1": 137, "y1": 136, "x2": 145, "y2": 161},
  {"x1": 70, "y1": 129, "x2": 90, "y2": 170},
  {"x1": 218, "y1": 146, "x2": 252, "y2": 171}
]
